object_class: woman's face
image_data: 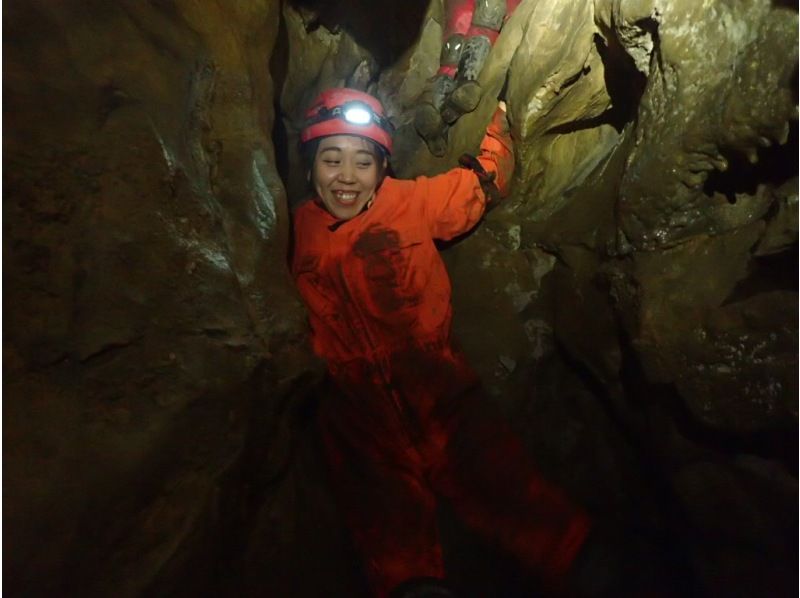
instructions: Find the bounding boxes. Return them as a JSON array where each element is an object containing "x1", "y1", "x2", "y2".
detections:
[{"x1": 312, "y1": 135, "x2": 386, "y2": 221}]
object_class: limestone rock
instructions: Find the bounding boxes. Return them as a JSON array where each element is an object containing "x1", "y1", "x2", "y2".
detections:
[
  {"x1": 613, "y1": 0, "x2": 798, "y2": 251},
  {"x1": 4, "y1": 2, "x2": 317, "y2": 595}
]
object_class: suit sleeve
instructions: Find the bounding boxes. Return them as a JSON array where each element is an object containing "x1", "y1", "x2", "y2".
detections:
[{"x1": 419, "y1": 106, "x2": 514, "y2": 241}]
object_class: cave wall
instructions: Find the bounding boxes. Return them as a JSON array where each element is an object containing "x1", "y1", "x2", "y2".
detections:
[
  {"x1": 4, "y1": 1, "x2": 318, "y2": 595},
  {"x1": 4, "y1": 0, "x2": 798, "y2": 596}
]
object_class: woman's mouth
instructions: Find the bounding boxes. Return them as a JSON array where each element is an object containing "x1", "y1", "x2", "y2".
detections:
[{"x1": 333, "y1": 190, "x2": 359, "y2": 205}]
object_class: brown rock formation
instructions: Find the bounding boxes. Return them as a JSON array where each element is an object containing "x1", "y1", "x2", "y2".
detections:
[{"x1": 5, "y1": 1, "x2": 317, "y2": 595}]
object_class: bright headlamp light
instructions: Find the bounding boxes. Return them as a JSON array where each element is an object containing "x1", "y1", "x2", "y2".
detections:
[
  {"x1": 343, "y1": 104, "x2": 372, "y2": 125},
  {"x1": 304, "y1": 99, "x2": 394, "y2": 136}
]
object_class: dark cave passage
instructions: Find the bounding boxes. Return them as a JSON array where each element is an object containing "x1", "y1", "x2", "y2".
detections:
[{"x1": 703, "y1": 121, "x2": 799, "y2": 203}]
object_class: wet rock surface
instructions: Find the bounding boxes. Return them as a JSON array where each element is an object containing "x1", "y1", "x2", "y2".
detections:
[
  {"x1": 5, "y1": 1, "x2": 317, "y2": 595},
  {"x1": 5, "y1": 0, "x2": 797, "y2": 596}
]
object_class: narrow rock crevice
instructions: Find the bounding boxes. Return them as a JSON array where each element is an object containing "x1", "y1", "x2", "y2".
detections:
[{"x1": 4, "y1": 1, "x2": 797, "y2": 596}]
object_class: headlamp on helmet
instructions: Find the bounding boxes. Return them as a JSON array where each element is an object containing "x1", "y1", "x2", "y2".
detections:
[
  {"x1": 300, "y1": 88, "x2": 394, "y2": 154},
  {"x1": 307, "y1": 101, "x2": 393, "y2": 134},
  {"x1": 343, "y1": 104, "x2": 372, "y2": 125}
]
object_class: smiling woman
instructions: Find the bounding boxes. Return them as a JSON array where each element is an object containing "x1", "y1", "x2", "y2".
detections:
[
  {"x1": 311, "y1": 136, "x2": 387, "y2": 221},
  {"x1": 289, "y1": 87, "x2": 598, "y2": 598}
]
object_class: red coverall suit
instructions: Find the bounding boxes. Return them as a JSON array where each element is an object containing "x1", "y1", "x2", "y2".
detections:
[{"x1": 292, "y1": 110, "x2": 590, "y2": 597}]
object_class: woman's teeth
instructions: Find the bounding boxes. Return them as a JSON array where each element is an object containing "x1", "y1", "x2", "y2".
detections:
[{"x1": 334, "y1": 191, "x2": 358, "y2": 203}]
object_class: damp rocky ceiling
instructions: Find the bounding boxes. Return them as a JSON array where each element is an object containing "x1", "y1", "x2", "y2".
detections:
[{"x1": 3, "y1": 0, "x2": 798, "y2": 596}]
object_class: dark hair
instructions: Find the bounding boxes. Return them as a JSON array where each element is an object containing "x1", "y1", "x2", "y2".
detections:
[{"x1": 301, "y1": 136, "x2": 389, "y2": 190}]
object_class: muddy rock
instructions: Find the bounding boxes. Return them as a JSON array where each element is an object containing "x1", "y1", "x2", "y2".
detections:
[{"x1": 5, "y1": 2, "x2": 316, "y2": 595}]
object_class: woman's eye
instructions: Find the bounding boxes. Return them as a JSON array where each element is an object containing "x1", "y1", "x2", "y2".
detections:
[
  {"x1": 357, "y1": 162, "x2": 373, "y2": 168},
  {"x1": 323, "y1": 160, "x2": 340, "y2": 166}
]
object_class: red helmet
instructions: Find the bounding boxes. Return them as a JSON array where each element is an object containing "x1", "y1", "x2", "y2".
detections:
[{"x1": 300, "y1": 88, "x2": 393, "y2": 154}]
